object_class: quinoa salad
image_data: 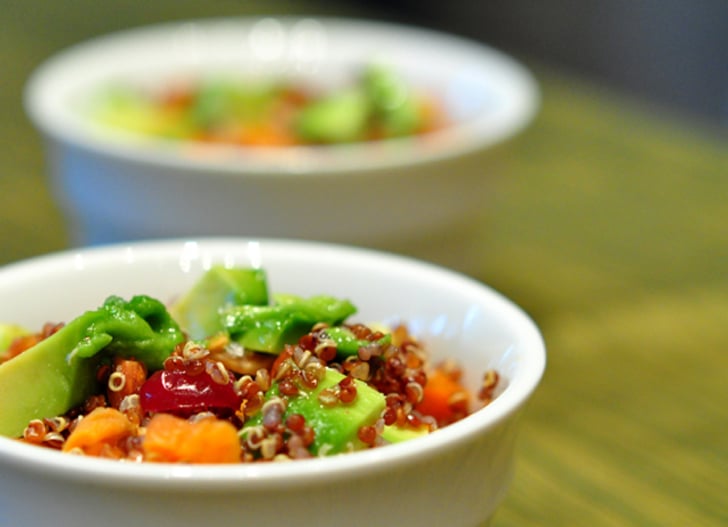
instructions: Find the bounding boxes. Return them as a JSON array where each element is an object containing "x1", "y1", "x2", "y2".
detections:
[
  {"x1": 0, "y1": 266, "x2": 499, "y2": 463},
  {"x1": 88, "y1": 64, "x2": 445, "y2": 147}
]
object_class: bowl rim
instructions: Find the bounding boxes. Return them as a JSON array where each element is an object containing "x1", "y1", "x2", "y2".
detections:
[
  {"x1": 23, "y1": 16, "x2": 540, "y2": 176},
  {"x1": 0, "y1": 238, "x2": 546, "y2": 490}
]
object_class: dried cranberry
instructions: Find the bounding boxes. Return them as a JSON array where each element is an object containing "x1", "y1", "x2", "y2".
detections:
[{"x1": 139, "y1": 369, "x2": 241, "y2": 416}]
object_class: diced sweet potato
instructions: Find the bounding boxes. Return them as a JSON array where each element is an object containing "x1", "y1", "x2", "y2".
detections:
[
  {"x1": 142, "y1": 413, "x2": 241, "y2": 464},
  {"x1": 416, "y1": 368, "x2": 470, "y2": 426},
  {"x1": 62, "y1": 407, "x2": 134, "y2": 457}
]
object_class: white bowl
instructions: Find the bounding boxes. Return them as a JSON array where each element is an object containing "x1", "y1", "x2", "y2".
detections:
[
  {"x1": 24, "y1": 17, "x2": 539, "y2": 254},
  {"x1": 0, "y1": 238, "x2": 545, "y2": 527}
]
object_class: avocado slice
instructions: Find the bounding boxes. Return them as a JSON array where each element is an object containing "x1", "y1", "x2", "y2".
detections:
[
  {"x1": 363, "y1": 64, "x2": 423, "y2": 138},
  {"x1": 243, "y1": 367, "x2": 385, "y2": 456},
  {"x1": 0, "y1": 295, "x2": 183, "y2": 438},
  {"x1": 318, "y1": 325, "x2": 391, "y2": 358},
  {"x1": 0, "y1": 325, "x2": 101, "y2": 438},
  {"x1": 169, "y1": 266, "x2": 269, "y2": 340},
  {"x1": 222, "y1": 294, "x2": 356, "y2": 354},
  {"x1": 381, "y1": 423, "x2": 430, "y2": 444},
  {"x1": 294, "y1": 88, "x2": 371, "y2": 144}
]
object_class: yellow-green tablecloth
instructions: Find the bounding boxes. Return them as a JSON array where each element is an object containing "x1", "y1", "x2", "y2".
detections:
[{"x1": 1, "y1": 2, "x2": 726, "y2": 526}]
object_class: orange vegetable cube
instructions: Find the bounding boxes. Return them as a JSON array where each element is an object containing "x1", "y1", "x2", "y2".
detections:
[
  {"x1": 62, "y1": 407, "x2": 134, "y2": 457},
  {"x1": 142, "y1": 413, "x2": 241, "y2": 464},
  {"x1": 416, "y1": 368, "x2": 470, "y2": 426}
]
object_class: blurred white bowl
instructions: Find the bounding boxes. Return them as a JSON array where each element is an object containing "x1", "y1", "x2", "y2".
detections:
[
  {"x1": 0, "y1": 238, "x2": 545, "y2": 527},
  {"x1": 24, "y1": 17, "x2": 539, "y2": 260}
]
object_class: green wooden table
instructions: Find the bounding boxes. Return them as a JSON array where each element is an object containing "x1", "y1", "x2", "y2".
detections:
[{"x1": 2, "y1": 2, "x2": 727, "y2": 526}]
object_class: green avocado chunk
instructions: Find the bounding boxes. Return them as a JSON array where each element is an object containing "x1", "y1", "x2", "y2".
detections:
[
  {"x1": 363, "y1": 64, "x2": 423, "y2": 137},
  {"x1": 169, "y1": 266, "x2": 269, "y2": 340},
  {"x1": 190, "y1": 79, "x2": 279, "y2": 130},
  {"x1": 0, "y1": 295, "x2": 183, "y2": 438},
  {"x1": 294, "y1": 88, "x2": 371, "y2": 143},
  {"x1": 243, "y1": 367, "x2": 385, "y2": 456},
  {"x1": 381, "y1": 423, "x2": 430, "y2": 444},
  {"x1": 319, "y1": 325, "x2": 392, "y2": 358},
  {"x1": 222, "y1": 294, "x2": 356, "y2": 354}
]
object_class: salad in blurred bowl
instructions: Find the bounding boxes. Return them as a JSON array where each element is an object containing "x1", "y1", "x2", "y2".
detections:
[
  {"x1": 24, "y1": 17, "x2": 539, "y2": 268},
  {"x1": 91, "y1": 64, "x2": 446, "y2": 146}
]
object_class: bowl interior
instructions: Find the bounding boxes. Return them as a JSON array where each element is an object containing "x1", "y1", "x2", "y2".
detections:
[
  {"x1": 24, "y1": 17, "x2": 539, "y2": 173},
  {"x1": 0, "y1": 238, "x2": 544, "y2": 486}
]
